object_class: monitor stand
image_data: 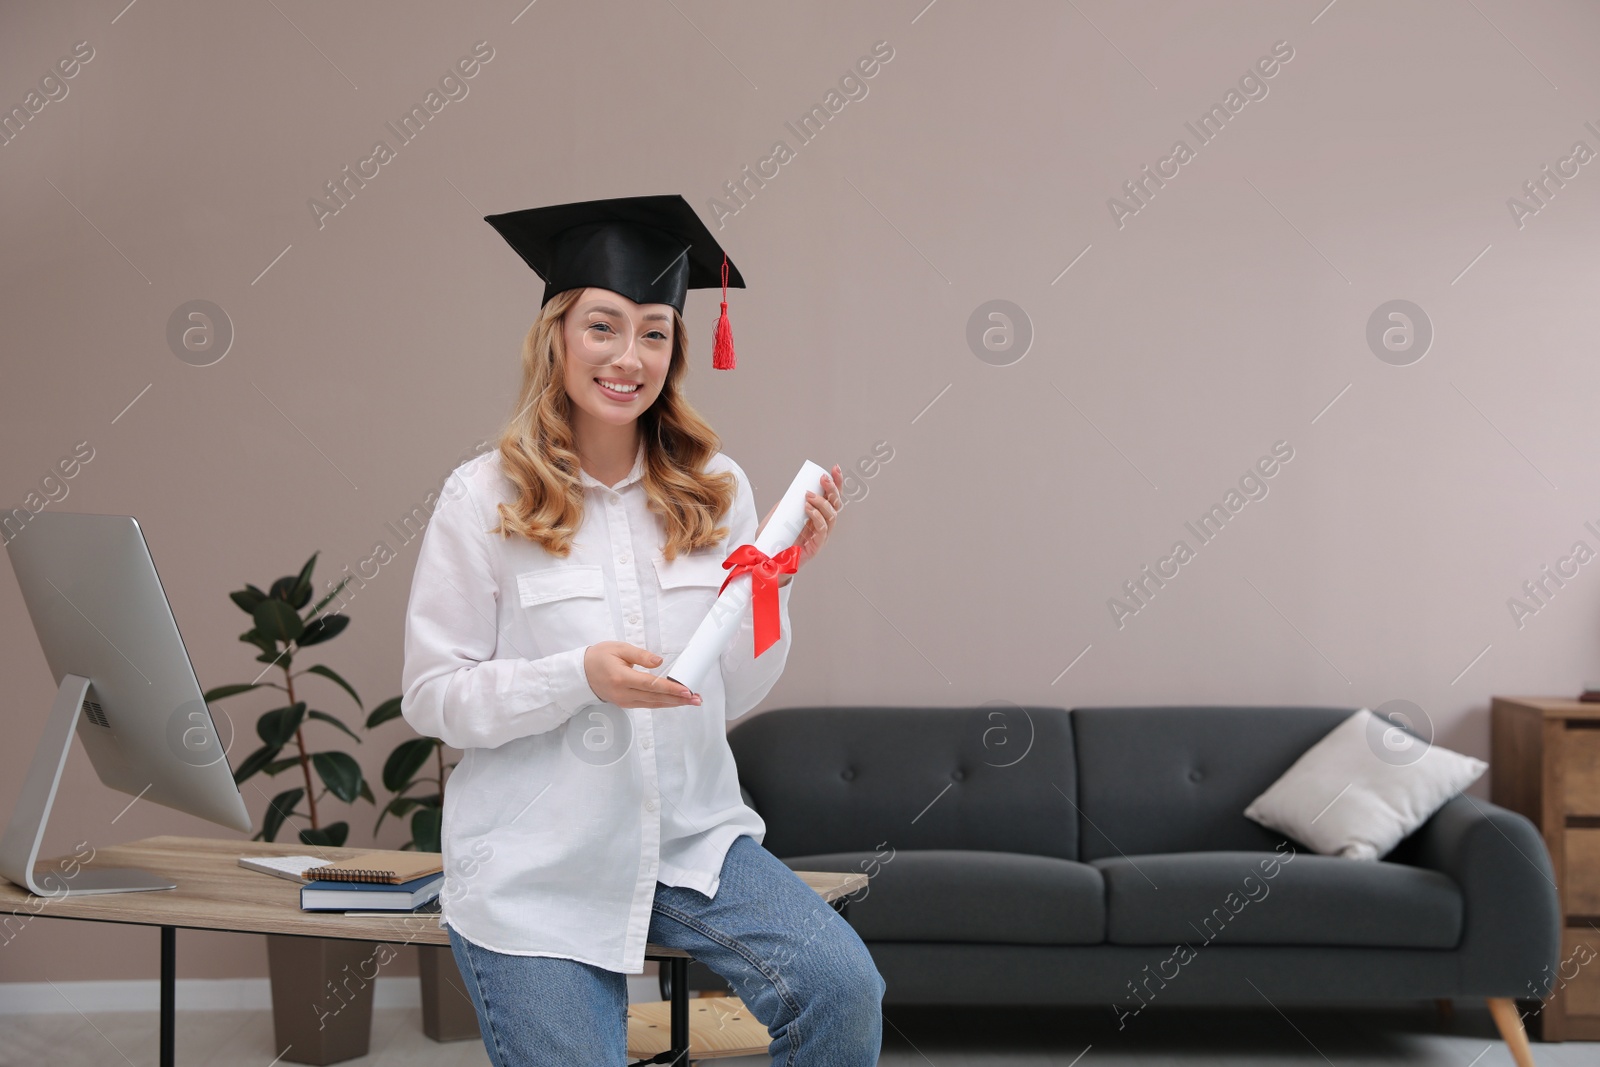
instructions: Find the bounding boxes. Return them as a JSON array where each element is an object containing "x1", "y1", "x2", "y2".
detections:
[{"x1": 0, "y1": 673, "x2": 177, "y2": 896}]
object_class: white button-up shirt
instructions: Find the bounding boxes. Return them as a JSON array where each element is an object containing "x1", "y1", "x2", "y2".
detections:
[{"x1": 399, "y1": 443, "x2": 793, "y2": 973}]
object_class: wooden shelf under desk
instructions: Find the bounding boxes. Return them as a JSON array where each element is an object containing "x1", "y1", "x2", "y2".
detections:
[{"x1": 1492, "y1": 697, "x2": 1600, "y2": 1041}]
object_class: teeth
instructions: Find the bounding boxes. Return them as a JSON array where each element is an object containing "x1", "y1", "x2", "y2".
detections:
[{"x1": 598, "y1": 380, "x2": 639, "y2": 393}]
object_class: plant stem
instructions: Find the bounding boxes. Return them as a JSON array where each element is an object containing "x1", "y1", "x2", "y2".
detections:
[
  {"x1": 436, "y1": 745, "x2": 447, "y2": 807},
  {"x1": 285, "y1": 661, "x2": 319, "y2": 829}
]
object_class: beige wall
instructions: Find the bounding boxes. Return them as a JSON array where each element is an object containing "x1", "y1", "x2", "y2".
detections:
[{"x1": 4, "y1": 0, "x2": 1600, "y2": 984}]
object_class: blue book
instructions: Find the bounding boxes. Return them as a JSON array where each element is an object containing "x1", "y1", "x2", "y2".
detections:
[{"x1": 300, "y1": 872, "x2": 445, "y2": 912}]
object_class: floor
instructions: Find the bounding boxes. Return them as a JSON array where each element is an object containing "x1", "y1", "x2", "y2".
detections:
[{"x1": 1, "y1": 1001, "x2": 1594, "y2": 1065}]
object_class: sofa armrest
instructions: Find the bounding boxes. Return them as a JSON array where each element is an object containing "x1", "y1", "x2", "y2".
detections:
[{"x1": 1410, "y1": 793, "x2": 1560, "y2": 996}]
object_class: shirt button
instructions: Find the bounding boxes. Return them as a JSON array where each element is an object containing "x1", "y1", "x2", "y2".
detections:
[
  {"x1": 618, "y1": 554, "x2": 630, "y2": 565},
  {"x1": 645, "y1": 799, "x2": 658, "y2": 812},
  {"x1": 642, "y1": 737, "x2": 653, "y2": 749},
  {"x1": 627, "y1": 612, "x2": 640, "y2": 625}
]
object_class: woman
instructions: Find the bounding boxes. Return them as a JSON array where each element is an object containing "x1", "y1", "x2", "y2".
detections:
[{"x1": 400, "y1": 195, "x2": 885, "y2": 1065}]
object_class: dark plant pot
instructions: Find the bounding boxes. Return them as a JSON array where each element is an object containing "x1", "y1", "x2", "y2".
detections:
[
  {"x1": 419, "y1": 942, "x2": 482, "y2": 1042},
  {"x1": 265, "y1": 934, "x2": 379, "y2": 1065}
]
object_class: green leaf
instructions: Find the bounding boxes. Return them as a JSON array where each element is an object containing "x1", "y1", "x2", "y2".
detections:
[
  {"x1": 383, "y1": 737, "x2": 437, "y2": 793},
  {"x1": 300, "y1": 822, "x2": 349, "y2": 848},
  {"x1": 232, "y1": 743, "x2": 279, "y2": 785},
  {"x1": 253, "y1": 599, "x2": 304, "y2": 643},
  {"x1": 374, "y1": 794, "x2": 421, "y2": 835},
  {"x1": 229, "y1": 584, "x2": 268, "y2": 614},
  {"x1": 204, "y1": 682, "x2": 266, "y2": 702},
  {"x1": 296, "y1": 614, "x2": 348, "y2": 647},
  {"x1": 303, "y1": 664, "x2": 362, "y2": 709},
  {"x1": 264, "y1": 755, "x2": 302, "y2": 776},
  {"x1": 307, "y1": 709, "x2": 361, "y2": 743},
  {"x1": 257, "y1": 703, "x2": 307, "y2": 747},
  {"x1": 312, "y1": 751, "x2": 363, "y2": 804},
  {"x1": 373, "y1": 789, "x2": 439, "y2": 834},
  {"x1": 365, "y1": 696, "x2": 404, "y2": 729},
  {"x1": 410, "y1": 806, "x2": 442, "y2": 854},
  {"x1": 255, "y1": 649, "x2": 292, "y2": 669},
  {"x1": 239, "y1": 629, "x2": 277, "y2": 657},
  {"x1": 358, "y1": 777, "x2": 375, "y2": 805},
  {"x1": 290, "y1": 552, "x2": 319, "y2": 609},
  {"x1": 304, "y1": 577, "x2": 351, "y2": 620},
  {"x1": 261, "y1": 788, "x2": 304, "y2": 843}
]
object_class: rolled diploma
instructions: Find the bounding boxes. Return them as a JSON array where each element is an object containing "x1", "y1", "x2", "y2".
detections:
[{"x1": 648, "y1": 459, "x2": 827, "y2": 693}]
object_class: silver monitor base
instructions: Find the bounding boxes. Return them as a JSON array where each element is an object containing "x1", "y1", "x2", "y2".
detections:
[
  {"x1": 31, "y1": 867, "x2": 177, "y2": 894},
  {"x1": 0, "y1": 673, "x2": 177, "y2": 897}
]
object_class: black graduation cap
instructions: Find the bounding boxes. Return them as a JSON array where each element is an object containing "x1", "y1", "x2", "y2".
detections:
[{"x1": 483, "y1": 194, "x2": 744, "y2": 369}]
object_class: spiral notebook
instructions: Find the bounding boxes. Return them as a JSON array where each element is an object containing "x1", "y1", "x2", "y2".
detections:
[{"x1": 300, "y1": 851, "x2": 443, "y2": 885}]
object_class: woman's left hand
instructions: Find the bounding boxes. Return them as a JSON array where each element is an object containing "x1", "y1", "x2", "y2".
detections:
[{"x1": 755, "y1": 464, "x2": 844, "y2": 582}]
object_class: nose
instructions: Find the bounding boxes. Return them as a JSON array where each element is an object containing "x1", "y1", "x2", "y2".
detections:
[
  {"x1": 611, "y1": 335, "x2": 643, "y2": 374},
  {"x1": 611, "y1": 350, "x2": 642, "y2": 376}
]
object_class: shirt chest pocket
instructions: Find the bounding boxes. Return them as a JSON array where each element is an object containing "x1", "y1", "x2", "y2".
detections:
[
  {"x1": 517, "y1": 564, "x2": 612, "y2": 652},
  {"x1": 651, "y1": 551, "x2": 728, "y2": 655}
]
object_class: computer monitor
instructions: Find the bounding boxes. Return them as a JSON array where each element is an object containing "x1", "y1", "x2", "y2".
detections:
[{"x1": 1, "y1": 512, "x2": 253, "y2": 896}]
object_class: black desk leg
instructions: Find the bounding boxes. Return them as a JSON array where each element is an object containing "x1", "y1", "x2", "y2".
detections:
[
  {"x1": 160, "y1": 925, "x2": 175, "y2": 1067},
  {"x1": 668, "y1": 956, "x2": 689, "y2": 1064}
]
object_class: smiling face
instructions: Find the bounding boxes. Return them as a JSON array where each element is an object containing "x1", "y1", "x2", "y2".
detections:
[{"x1": 560, "y1": 287, "x2": 676, "y2": 429}]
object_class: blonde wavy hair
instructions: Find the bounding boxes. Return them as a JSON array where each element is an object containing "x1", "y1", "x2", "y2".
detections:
[{"x1": 492, "y1": 287, "x2": 736, "y2": 560}]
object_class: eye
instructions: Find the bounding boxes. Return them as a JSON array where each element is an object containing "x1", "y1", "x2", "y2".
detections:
[
  {"x1": 644, "y1": 329, "x2": 669, "y2": 341},
  {"x1": 588, "y1": 321, "x2": 614, "y2": 334}
]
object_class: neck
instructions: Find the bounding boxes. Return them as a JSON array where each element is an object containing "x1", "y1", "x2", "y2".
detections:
[{"x1": 571, "y1": 409, "x2": 639, "y2": 486}]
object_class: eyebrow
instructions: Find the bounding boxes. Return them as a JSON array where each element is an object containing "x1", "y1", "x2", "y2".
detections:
[{"x1": 585, "y1": 304, "x2": 672, "y2": 324}]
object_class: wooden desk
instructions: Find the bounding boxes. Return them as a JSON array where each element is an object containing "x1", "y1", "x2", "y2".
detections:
[{"x1": 0, "y1": 835, "x2": 867, "y2": 1067}]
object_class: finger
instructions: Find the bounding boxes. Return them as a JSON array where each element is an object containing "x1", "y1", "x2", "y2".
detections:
[
  {"x1": 627, "y1": 672, "x2": 697, "y2": 702},
  {"x1": 616, "y1": 644, "x2": 663, "y2": 668},
  {"x1": 615, "y1": 683, "x2": 690, "y2": 708},
  {"x1": 627, "y1": 694, "x2": 697, "y2": 709},
  {"x1": 808, "y1": 491, "x2": 838, "y2": 524},
  {"x1": 630, "y1": 671, "x2": 691, "y2": 698},
  {"x1": 625, "y1": 696, "x2": 691, "y2": 710}
]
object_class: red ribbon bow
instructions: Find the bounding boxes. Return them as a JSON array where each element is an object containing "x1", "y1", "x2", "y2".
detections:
[{"x1": 718, "y1": 543, "x2": 800, "y2": 657}]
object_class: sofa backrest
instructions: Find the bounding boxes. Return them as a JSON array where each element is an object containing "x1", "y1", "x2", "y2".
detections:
[
  {"x1": 727, "y1": 705, "x2": 1078, "y2": 861},
  {"x1": 1071, "y1": 705, "x2": 1353, "y2": 860}
]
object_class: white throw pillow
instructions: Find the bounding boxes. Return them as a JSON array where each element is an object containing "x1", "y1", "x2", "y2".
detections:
[{"x1": 1243, "y1": 708, "x2": 1488, "y2": 860}]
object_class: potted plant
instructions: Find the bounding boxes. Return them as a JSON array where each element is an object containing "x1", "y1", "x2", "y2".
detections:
[
  {"x1": 367, "y1": 695, "x2": 479, "y2": 1041},
  {"x1": 207, "y1": 552, "x2": 390, "y2": 1065}
]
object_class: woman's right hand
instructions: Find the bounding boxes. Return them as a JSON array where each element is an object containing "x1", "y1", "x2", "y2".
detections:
[{"x1": 583, "y1": 642, "x2": 702, "y2": 709}]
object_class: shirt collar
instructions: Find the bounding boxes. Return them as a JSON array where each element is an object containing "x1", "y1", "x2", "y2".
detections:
[{"x1": 578, "y1": 439, "x2": 646, "y2": 492}]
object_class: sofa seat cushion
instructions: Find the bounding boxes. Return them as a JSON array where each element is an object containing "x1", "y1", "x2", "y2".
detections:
[
  {"x1": 782, "y1": 849, "x2": 1106, "y2": 945},
  {"x1": 1093, "y1": 851, "x2": 1462, "y2": 948}
]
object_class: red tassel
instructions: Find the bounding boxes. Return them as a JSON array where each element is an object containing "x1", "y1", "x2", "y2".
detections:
[
  {"x1": 712, "y1": 302, "x2": 736, "y2": 369},
  {"x1": 711, "y1": 254, "x2": 736, "y2": 370}
]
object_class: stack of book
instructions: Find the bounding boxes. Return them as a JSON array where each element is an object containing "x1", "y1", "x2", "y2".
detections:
[{"x1": 239, "y1": 851, "x2": 444, "y2": 913}]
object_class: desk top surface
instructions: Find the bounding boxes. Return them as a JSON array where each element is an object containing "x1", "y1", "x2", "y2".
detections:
[{"x1": 0, "y1": 835, "x2": 868, "y2": 956}]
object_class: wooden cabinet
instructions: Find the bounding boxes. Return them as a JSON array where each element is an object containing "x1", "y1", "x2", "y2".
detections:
[{"x1": 1491, "y1": 696, "x2": 1600, "y2": 1040}]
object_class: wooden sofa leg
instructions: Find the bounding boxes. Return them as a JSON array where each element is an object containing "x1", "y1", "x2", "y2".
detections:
[{"x1": 1487, "y1": 997, "x2": 1535, "y2": 1067}]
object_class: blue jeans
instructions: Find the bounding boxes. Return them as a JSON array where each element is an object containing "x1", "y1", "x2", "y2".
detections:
[{"x1": 446, "y1": 833, "x2": 886, "y2": 1066}]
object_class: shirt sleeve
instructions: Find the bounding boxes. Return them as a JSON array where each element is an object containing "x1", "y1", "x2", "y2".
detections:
[
  {"x1": 718, "y1": 460, "x2": 794, "y2": 721},
  {"x1": 400, "y1": 468, "x2": 601, "y2": 750}
]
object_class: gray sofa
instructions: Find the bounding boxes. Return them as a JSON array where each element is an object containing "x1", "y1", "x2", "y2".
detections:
[{"x1": 720, "y1": 704, "x2": 1557, "y2": 1032}]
